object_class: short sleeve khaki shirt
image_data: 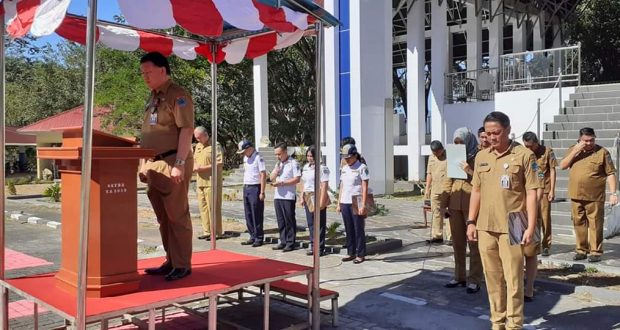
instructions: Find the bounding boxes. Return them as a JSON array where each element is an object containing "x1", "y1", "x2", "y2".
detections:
[
  {"x1": 440, "y1": 157, "x2": 475, "y2": 211},
  {"x1": 141, "y1": 80, "x2": 194, "y2": 158},
  {"x1": 567, "y1": 144, "x2": 616, "y2": 202},
  {"x1": 472, "y1": 143, "x2": 540, "y2": 233},
  {"x1": 194, "y1": 142, "x2": 223, "y2": 188},
  {"x1": 534, "y1": 146, "x2": 558, "y2": 194},
  {"x1": 427, "y1": 154, "x2": 448, "y2": 196}
]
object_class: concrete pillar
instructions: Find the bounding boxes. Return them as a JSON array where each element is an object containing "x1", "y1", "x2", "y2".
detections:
[
  {"x1": 324, "y1": 0, "x2": 340, "y2": 189},
  {"x1": 513, "y1": 18, "x2": 527, "y2": 53},
  {"x1": 253, "y1": 55, "x2": 269, "y2": 150},
  {"x1": 533, "y1": 11, "x2": 545, "y2": 50},
  {"x1": 552, "y1": 18, "x2": 562, "y2": 48},
  {"x1": 349, "y1": 0, "x2": 392, "y2": 194},
  {"x1": 431, "y1": 0, "x2": 448, "y2": 142},
  {"x1": 466, "y1": 3, "x2": 482, "y2": 72},
  {"x1": 406, "y1": 0, "x2": 426, "y2": 181},
  {"x1": 488, "y1": 0, "x2": 504, "y2": 68}
]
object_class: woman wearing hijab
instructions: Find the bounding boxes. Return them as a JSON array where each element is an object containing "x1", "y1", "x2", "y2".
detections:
[{"x1": 440, "y1": 127, "x2": 483, "y2": 293}]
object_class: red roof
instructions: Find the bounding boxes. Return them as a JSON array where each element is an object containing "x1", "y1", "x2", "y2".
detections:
[
  {"x1": 18, "y1": 105, "x2": 111, "y2": 133},
  {"x1": 6, "y1": 127, "x2": 36, "y2": 145}
]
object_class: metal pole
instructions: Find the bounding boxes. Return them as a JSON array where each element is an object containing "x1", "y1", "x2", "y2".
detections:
[
  {"x1": 577, "y1": 42, "x2": 582, "y2": 86},
  {"x1": 210, "y1": 44, "x2": 218, "y2": 251},
  {"x1": 311, "y1": 21, "x2": 324, "y2": 330},
  {"x1": 0, "y1": 14, "x2": 9, "y2": 330},
  {"x1": 537, "y1": 98, "x2": 541, "y2": 140},
  {"x1": 76, "y1": 0, "x2": 99, "y2": 328},
  {"x1": 558, "y1": 67, "x2": 563, "y2": 115}
]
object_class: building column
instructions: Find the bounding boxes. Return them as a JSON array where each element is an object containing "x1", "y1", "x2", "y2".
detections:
[
  {"x1": 406, "y1": 0, "x2": 426, "y2": 181},
  {"x1": 513, "y1": 18, "x2": 527, "y2": 53},
  {"x1": 324, "y1": 0, "x2": 340, "y2": 189},
  {"x1": 430, "y1": 0, "x2": 448, "y2": 142},
  {"x1": 253, "y1": 55, "x2": 269, "y2": 150},
  {"x1": 552, "y1": 17, "x2": 562, "y2": 48},
  {"x1": 349, "y1": 0, "x2": 393, "y2": 194},
  {"x1": 488, "y1": 0, "x2": 504, "y2": 68},
  {"x1": 467, "y1": 1, "x2": 482, "y2": 72},
  {"x1": 533, "y1": 10, "x2": 546, "y2": 50}
]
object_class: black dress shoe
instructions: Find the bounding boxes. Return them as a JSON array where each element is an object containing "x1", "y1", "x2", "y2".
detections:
[
  {"x1": 342, "y1": 255, "x2": 355, "y2": 262},
  {"x1": 445, "y1": 280, "x2": 466, "y2": 288},
  {"x1": 542, "y1": 248, "x2": 550, "y2": 257},
  {"x1": 466, "y1": 284, "x2": 481, "y2": 294},
  {"x1": 241, "y1": 239, "x2": 254, "y2": 246},
  {"x1": 144, "y1": 263, "x2": 173, "y2": 276},
  {"x1": 573, "y1": 253, "x2": 587, "y2": 261},
  {"x1": 197, "y1": 234, "x2": 210, "y2": 240},
  {"x1": 588, "y1": 255, "x2": 602, "y2": 263},
  {"x1": 252, "y1": 241, "x2": 263, "y2": 247},
  {"x1": 165, "y1": 268, "x2": 192, "y2": 281},
  {"x1": 282, "y1": 246, "x2": 294, "y2": 252},
  {"x1": 426, "y1": 238, "x2": 444, "y2": 245},
  {"x1": 524, "y1": 295, "x2": 534, "y2": 303},
  {"x1": 272, "y1": 244, "x2": 285, "y2": 250}
]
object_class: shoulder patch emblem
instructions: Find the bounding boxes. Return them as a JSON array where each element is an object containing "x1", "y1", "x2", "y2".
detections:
[
  {"x1": 532, "y1": 162, "x2": 539, "y2": 171},
  {"x1": 364, "y1": 168, "x2": 369, "y2": 175},
  {"x1": 176, "y1": 97, "x2": 187, "y2": 107}
]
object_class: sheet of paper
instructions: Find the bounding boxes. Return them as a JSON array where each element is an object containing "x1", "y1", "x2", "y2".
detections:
[{"x1": 446, "y1": 144, "x2": 467, "y2": 179}]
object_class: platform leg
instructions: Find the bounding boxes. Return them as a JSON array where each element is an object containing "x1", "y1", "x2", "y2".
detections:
[
  {"x1": 148, "y1": 309, "x2": 155, "y2": 330},
  {"x1": 33, "y1": 302, "x2": 38, "y2": 330},
  {"x1": 100, "y1": 318, "x2": 108, "y2": 330},
  {"x1": 263, "y1": 283, "x2": 270, "y2": 330},
  {"x1": 208, "y1": 294, "x2": 217, "y2": 330},
  {"x1": 0, "y1": 287, "x2": 8, "y2": 330},
  {"x1": 307, "y1": 273, "x2": 312, "y2": 326},
  {"x1": 332, "y1": 298, "x2": 339, "y2": 327},
  {"x1": 161, "y1": 306, "x2": 166, "y2": 324}
]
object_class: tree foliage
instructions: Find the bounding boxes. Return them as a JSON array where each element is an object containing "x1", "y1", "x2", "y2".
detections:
[{"x1": 565, "y1": 0, "x2": 620, "y2": 82}]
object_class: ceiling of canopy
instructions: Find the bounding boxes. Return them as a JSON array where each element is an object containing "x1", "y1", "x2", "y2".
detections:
[{"x1": 0, "y1": 0, "x2": 338, "y2": 63}]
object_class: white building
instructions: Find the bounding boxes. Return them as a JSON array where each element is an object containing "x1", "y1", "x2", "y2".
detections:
[{"x1": 253, "y1": 0, "x2": 581, "y2": 193}]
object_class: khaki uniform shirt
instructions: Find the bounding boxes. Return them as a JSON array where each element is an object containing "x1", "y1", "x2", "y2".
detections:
[
  {"x1": 441, "y1": 157, "x2": 475, "y2": 211},
  {"x1": 567, "y1": 144, "x2": 616, "y2": 202},
  {"x1": 534, "y1": 145, "x2": 558, "y2": 194},
  {"x1": 472, "y1": 143, "x2": 540, "y2": 233},
  {"x1": 194, "y1": 142, "x2": 223, "y2": 188},
  {"x1": 427, "y1": 154, "x2": 448, "y2": 196},
  {"x1": 141, "y1": 80, "x2": 194, "y2": 161}
]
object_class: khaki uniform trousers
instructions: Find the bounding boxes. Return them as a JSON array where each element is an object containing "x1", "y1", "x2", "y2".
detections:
[
  {"x1": 571, "y1": 200, "x2": 605, "y2": 256},
  {"x1": 431, "y1": 194, "x2": 451, "y2": 240},
  {"x1": 197, "y1": 182, "x2": 223, "y2": 236},
  {"x1": 478, "y1": 230, "x2": 524, "y2": 330},
  {"x1": 540, "y1": 194, "x2": 552, "y2": 249},
  {"x1": 449, "y1": 209, "x2": 483, "y2": 284},
  {"x1": 146, "y1": 159, "x2": 194, "y2": 269}
]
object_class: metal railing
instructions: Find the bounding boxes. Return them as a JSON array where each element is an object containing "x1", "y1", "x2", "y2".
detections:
[
  {"x1": 445, "y1": 68, "x2": 498, "y2": 104},
  {"x1": 500, "y1": 44, "x2": 581, "y2": 92}
]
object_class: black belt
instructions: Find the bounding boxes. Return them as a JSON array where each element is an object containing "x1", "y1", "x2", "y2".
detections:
[
  {"x1": 244, "y1": 184, "x2": 260, "y2": 187},
  {"x1": 152, "y1": 149, "x2": 177, "y2": 161}
]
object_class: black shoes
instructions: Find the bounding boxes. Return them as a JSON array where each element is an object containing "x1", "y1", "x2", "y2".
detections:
[
  {"x1": 542, "y1": 248, "x2": 550, "y2": 257},
  {"x1": 197, "y1": 234, "x2": 210, "y2": 240},
  {"x1": 573, "y1": 253, "x2": 587, "y2": 261},
  {"x1": 342, "y1": 255, "x2": 355, "y2": 262},
  {"x1": 272, "y1": 244, "x2": 285, "y2": 250},
  {"x1": 252, "y1": 241, "x2": 263, "y2": 247},
  {"x1": 165, "y1": 268, "x2": 191, "y2": 281},
  {"x1": 282, "y1": 246, "x2": 294, "y2": 252},
  {"x1": 588, "y1": 255, "x2": 602, "y2": 263},
  {"x1": 426, "y1": 238, "x2": 444, "y2": 245},
  {"x1": 144, "y1": 263, "x2": 173, "y2": 276},
  {"x1": 466, "y1": 284, "x2": 481, "y2": 294},
  {"x1": 307, "y1": 250, "x2": 327, "y2": 256},
  {"x1": 241, "y1": 239, "x2": 254, "y2": 246},
  {"x1": 445, "y1": 280, "x2": 466, "y2": 288},
  {"x1": 524, "y1": 295, "x2": 534, "y2": 303}
]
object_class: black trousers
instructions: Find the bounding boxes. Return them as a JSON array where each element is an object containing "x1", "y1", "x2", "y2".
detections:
[
  {"x1": 243, "y1": 184, "x2": 264, "y2": 242},
  {"x1": 275, "y1": 199, "x2": 297, "y2": 248},
  {"x1": 340, "y1": 203, "x2": 366, "y2": 257},
  {"x1": 304, "y1": 204, "x2": 327, "y2": 251}
]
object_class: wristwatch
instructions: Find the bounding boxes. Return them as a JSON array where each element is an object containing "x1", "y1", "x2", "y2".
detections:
[
  {"x1": 174, "y1": 159, "x2": 186, "y2": 166},
  {"x1": 466, "y1": 220, "x2": 476, "y2": 226}
]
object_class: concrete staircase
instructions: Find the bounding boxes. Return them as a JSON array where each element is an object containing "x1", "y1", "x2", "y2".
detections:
[
  {"x1": 543, "y1": 83, "x2": 620, "y2": 237},
  {"x1": 222, "y1": 148, "x2": 280, "y2": 202}
]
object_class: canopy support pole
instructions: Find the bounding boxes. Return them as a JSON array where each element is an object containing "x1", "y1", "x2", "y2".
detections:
[
  {"x1": 210, "y1": 44, "x2": 218, "y2": 251},
  {"x1": 76, "y1": 0, "x2": 99, "y2": 328},
  {"x1": 311, "y1": 21, "x2": 324, "y2": 330},
  {"x1": 0, "y1": 14, "x2": 9, "y2": 330}
]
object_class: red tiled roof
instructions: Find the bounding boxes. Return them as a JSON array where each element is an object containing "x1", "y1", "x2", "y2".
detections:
[
  {"x1": 18, "y1": 105, "x2": 112, "y2": 133},
  {"x1": 6, "y1": 127, "x2": 36, "y2": 145}
]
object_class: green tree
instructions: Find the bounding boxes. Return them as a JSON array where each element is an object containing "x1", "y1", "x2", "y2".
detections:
[{"x1": 565, "y1": 0, "x2": 620, "y2": 82}]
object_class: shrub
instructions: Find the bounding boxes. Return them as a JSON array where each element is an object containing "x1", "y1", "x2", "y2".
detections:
[
  {"x1": 7, "y1": 180, "x2": 16, "y2": 195},
  {"x1": 43, "y1": 183, "x2": 61, "y2": 202}
]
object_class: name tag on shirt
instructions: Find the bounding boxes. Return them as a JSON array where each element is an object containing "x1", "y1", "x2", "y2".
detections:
[
  {"x1": 149, "y1": 112, "x2": 158, "y2": 125},
  {"x1": 501, "y1": 175, "x2": 510, "y2": 189}
]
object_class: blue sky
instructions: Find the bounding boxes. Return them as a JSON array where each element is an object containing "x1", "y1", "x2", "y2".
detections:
[{"x1": 35, "y1": 0, "x2": 120, "y2": 47}]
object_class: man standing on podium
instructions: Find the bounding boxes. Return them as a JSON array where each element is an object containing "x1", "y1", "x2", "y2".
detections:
[{"x1": 139, "y1": 52, "x2": 194, "y2": 281}]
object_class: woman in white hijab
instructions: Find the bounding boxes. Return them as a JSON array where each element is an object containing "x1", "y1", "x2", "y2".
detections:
[{"x1": 440, "y1": 127, "x2": 483, "y2": 293}]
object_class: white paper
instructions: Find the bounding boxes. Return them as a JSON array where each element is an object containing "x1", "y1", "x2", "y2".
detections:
[{"x1": 446, "y1": 144, "x2": 467, "y2": 179}]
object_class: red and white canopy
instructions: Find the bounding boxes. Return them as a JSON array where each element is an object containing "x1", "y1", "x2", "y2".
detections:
[{"x1": 1, "y1": 0, "x2": 333, "y2": 63}]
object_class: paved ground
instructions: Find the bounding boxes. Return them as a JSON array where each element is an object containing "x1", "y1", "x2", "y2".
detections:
[{"x1": 3, "y1": 182, "x2": 620, "y2": 329}]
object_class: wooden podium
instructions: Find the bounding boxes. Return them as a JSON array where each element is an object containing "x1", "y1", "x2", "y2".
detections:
[{"x1": 38, "y1": 128, "x2": 154, "y2": 298}]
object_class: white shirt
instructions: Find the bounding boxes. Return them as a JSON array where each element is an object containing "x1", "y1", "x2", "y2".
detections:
[
  {"x1": 273, "y1": 157, "x2": 302, "y2": 200},
  {"x1": 302, "y1": 163, "x2": 330, "y2": 192},
  {"x1": 243, "y1": 151, "x2": 266, "y2": 184},
  {"x1": 339, "y1": 161, "x2": 370, "y2": 204}
]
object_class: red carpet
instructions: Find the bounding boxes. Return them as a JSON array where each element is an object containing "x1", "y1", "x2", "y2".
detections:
[{"x1": 5, "y1": 250, "x2": 311, "y2": 321}]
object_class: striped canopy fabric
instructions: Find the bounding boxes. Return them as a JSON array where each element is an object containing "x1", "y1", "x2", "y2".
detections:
[{"x1": 0, "y1": 0, "x2": 337, "y2": 63}]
